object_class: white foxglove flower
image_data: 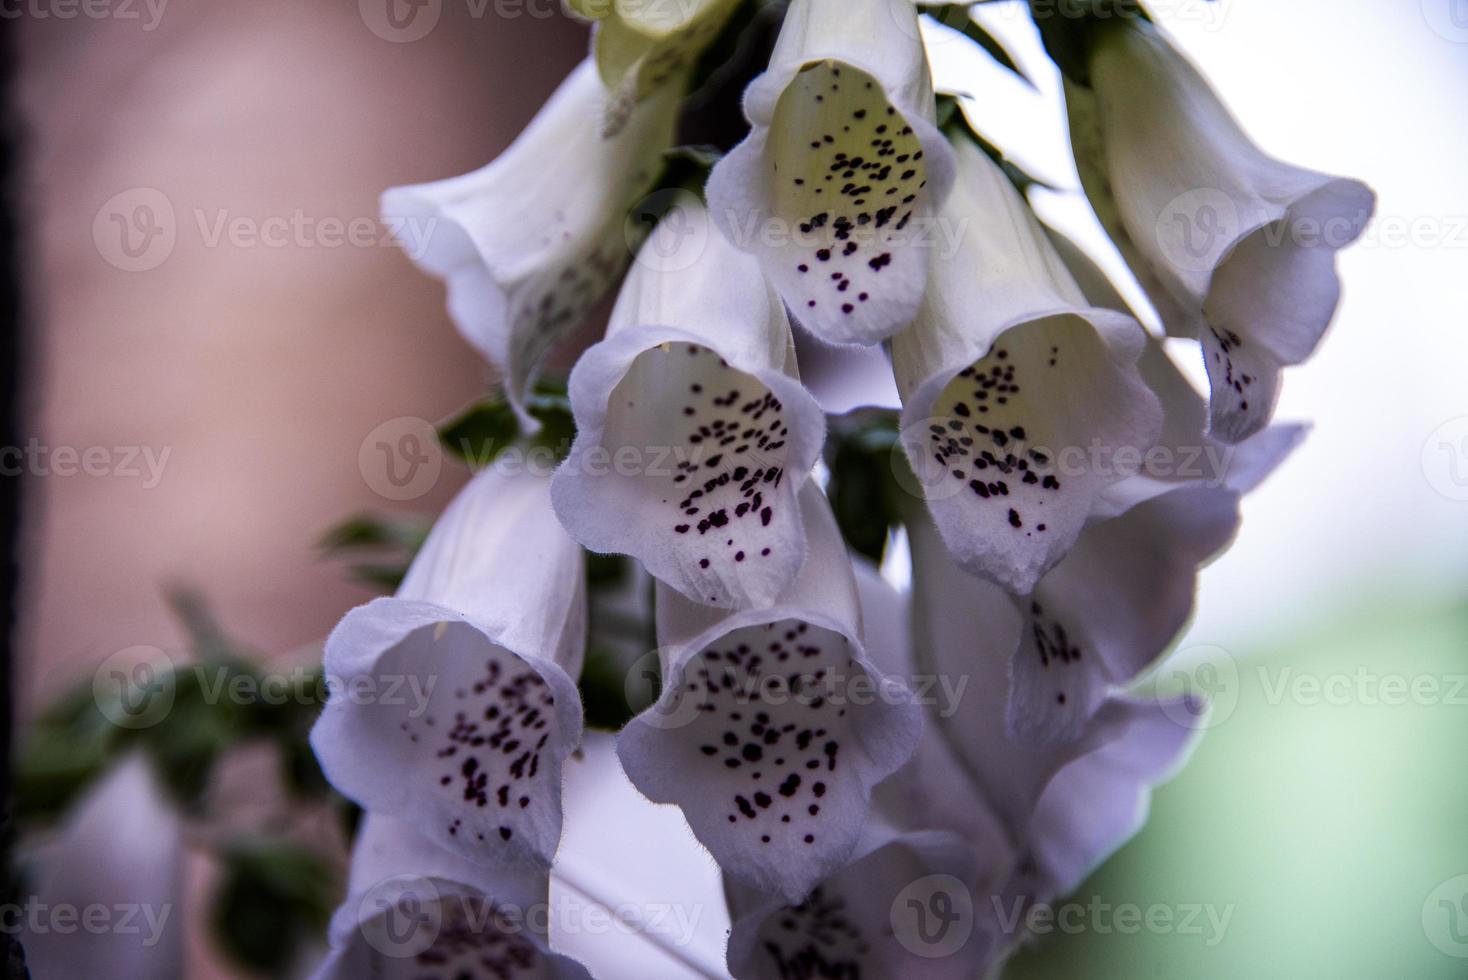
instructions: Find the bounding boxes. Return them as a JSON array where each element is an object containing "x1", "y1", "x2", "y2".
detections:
[
  {"x1": 383, "y1": 58, "x2": 680, "y2": 427},
  {"x1": 898, "y1": 522, "x2": 1201, "y2": 957},
  {"x1": 311, "y1": 466, "x2": 586, "y2": 869},
  {"x1": 892, "y1": 137, "x2": 1162, "y2": 594},
  {"x1": 581, "y1": 0, "x2": 742, "y2": 114},
  {"x1": 733, "y1": 554, "x2": 1200, "y2": 976},
  {"x1": 705, "y1": 0, "x2": 957, "y2": 345},
  {"x1": 1094, "y1": 335, "x2": 1308, "y2": 519},
  {"x1": 22, "y1": 756, "x2": 183, "y2": 979},
  {"x1": 1066, "y1": 18, "x2": 1375, "y2": 442},
  {"x1": 617, "y1": 483, "x2": 922, "y2": 904},
  {"x1": 313, "y1": 814, "x2": 590, "y2": 980},
  {"x1": 1004, "y1": 486, "x2": 1240, "y2": 745},
  {"x1": 724, "y1": 822, "x2": 997, "y2": 980},
  {"x1": 884, "y1": 518, "x2": 1199, "y2": 837},
  {"x1": 551, "y1": 201, "x2": 826, "y2": 610}
]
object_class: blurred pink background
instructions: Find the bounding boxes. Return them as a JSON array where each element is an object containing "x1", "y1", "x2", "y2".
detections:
[{"x1": 17, "y1": 8, "x2": 591, "y2": 974}]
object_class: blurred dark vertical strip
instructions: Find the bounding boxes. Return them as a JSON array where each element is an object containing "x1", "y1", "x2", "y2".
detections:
[{"x1": 0, "y1": 12, "x2": 27, "y2": 980}]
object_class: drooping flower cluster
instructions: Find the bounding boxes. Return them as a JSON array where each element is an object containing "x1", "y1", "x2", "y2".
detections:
[{"x1": 309, "y1": 1, "x2": 1370, "y2": 976}]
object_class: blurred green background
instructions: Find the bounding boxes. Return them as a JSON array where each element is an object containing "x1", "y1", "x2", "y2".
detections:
[{"x1": 1007, "y1": 601, "x2": 1468, "y2": 980}]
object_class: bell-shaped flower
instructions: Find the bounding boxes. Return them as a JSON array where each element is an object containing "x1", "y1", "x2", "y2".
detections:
[
  {"x1": 881, "y1": 520, "x2": 1202, "y2": 960},
  {"x1": 310, "y1": 465, "x2": 586, "y2": 870},
  {"x1": 551, "y1": 200, "x2": 826, "y2": 610},
  {"x1": 312, "y1": 814, "x2": 590, "y2": 979},
  {"x1": 20, "y1": 756, "x2": 184, "y2": 979},
  {"x1": 891, "y1": 137, "x2": 1162, "y2": 594},
  {"x1": 705, "y1": 0, "x2": 957, "y2": 346},
  {"x1": 578, "y1": 0, "x2": 742, "y2": 123},
  {"x1": 1004, "y1": 486, "x2": 1241, "y2": 745},
  {"x1": 382, "y1": 58, "x2": 681, "y2": 427},
  {"x1": 724, "y1": 821, "x2": 998, "y2": 980},
  {"x1": 1066, "y1": 18, "x2": 1375, "y2": 442},
  {"x1": 616, "y1": 483, "x2": 922, "y2": 904},
  {"x1": 1096, "y1": 334, "x2": 1309, "y2": 519}
]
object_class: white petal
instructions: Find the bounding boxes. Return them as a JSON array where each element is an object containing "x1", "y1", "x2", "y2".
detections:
[
  {"x1": 314, "y1": 818, "x2": 590, "y2": 980},
  {"x1": 1094, "y1": 337, "x2": 1307, "y2": 519},
  {"x1": 400, "y1": 466, "x2": 587, "y2": 676},
  {"x1": 725, "y1": 826, "x2": 998, "y2": 979},
  {"x1": 1021, "y1": 695, "x2": 1201, "y2": 897},
  {"x1": 382, "y1": 58, "x2": 679, "y2": 425},
  {"x1": 706, "y1": 0, "x2": 956, "y2": 345},
  {"x1": 21, "y1": 756, "x2": 184, "y2": 979},
  {"x1": 552, "y1": 202, "x2": 826, "y2": 610},
  {"x1": 311, "y1": 470, "x2": 586, "y2": 869},
  {"x1": 592, "y1": 0, "x2": 741, "y2": 108},
  {"x1": 893, "y1": 139, "x2": 1161, "y2": 593},
  {"x1": 1007, "y1": 486, "x2": 1238, "y2": 745},
  {"x1": 618, "y1": 484, "x2": 922, "y2": 904},
  {"x1": 311, "y1": 600, "x2": 584, "y2": 869},
  {"x1": 1069, "y1": 20, "x2": 1375, "y2": 442}
]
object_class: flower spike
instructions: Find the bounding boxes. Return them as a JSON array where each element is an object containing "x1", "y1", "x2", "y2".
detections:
[
  {"x1": 311, "y1": 467, "x2": 586, "y2": 870},
  {"x1": 551, "y1": 200, "x2": 827, "y2": 610},
  {"x1": 383, "y1": 58, "x2": 680, "y2": 427},
  {"x1": 706, "y1": 0, "x2": 957, "y2": 346}
]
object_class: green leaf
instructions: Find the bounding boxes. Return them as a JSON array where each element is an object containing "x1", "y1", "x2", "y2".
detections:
[
  {"x1": 438, "y1": 399, "x2": 520, "y2": 466},
  {"x1": 825, "y1": 411, "x2": 905, "y2": 565},
  {"x1": 1026, "y1": 0, "x2": 1152, "y2": 87},
  {"x1": 438, "y1": 379, "x2": 578, "y2": 468},
  {"x1": 211, "y1": 838, "x2": 338, "y2": 976},
  {"x1": 318, "y1": 513, "x2": 429, "y2": 553}
]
